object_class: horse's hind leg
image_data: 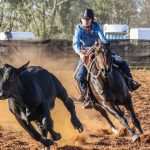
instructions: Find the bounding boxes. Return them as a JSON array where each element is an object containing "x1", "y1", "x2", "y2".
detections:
[
  {"x1": 124, "y1": 98, "x2": 143, "y2": 134},
  {"x1": 57, "y1": 86, "x2": 83, "y2": 132},
  {"x1": 103, "y1": 101, "x2": 140, "y2": 142},
  {"x1": 94, "y1": 104, "x2": 118, "y2": 134}
]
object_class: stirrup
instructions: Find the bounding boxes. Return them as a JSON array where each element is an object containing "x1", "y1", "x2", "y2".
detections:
[
  {"x1": 83, "y1": 98, "x2": 94, "y2": 109},
  {"x1": 128, "y1": 80, "x2": 141, "y2": 92}
]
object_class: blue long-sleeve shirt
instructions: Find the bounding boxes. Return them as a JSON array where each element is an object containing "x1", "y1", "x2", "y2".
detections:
[{"x1": 73, "y1": 22, "x2": 108, "y2": 54}]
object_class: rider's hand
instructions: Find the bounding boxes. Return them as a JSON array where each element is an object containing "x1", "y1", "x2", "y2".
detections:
[
  {"x1": 79, "y1": 50, "x2": 88, "y2": 65},
  {"x1": 82, "y1": 55, "x2": 89, "y2": 64},
  {"x1": 79, "y1": 50, "x2": 86, "y2": 59},
  {"x1": 80, "y1": 50, "x2": 86, "y2": 55}
]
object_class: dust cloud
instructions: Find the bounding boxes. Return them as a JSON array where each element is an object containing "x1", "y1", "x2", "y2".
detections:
[
  {"x1": 0, "y1": 49, "x2": 111, "y2": 147},
  {"x1": 0, "y1": 49, "x2": 149, "y2": 149}
]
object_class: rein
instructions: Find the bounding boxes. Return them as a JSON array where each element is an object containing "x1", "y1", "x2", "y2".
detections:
[
  {"x1": 84, "y1": 46, "x2": 103, "y2": 78},
  {"x1": 73, "y1": 45, "x2": 111, "y2": 79},
  {"x1": 84, "y1": 58, "x2": 102, "y2": 78},
  {"x1": 84, "y1": 45, "x2": 112, "y2": 78}
]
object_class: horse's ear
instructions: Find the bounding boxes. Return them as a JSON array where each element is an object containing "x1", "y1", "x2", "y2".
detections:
[
  {"x1": 95, "y1": 39, "x2": 102, "y2": 53},
  {"x1": 95, "y1": 38, "x2": 102, "y2": 47},
  {"x1": 95, "y1": 40, "x2": 99, "y2": 46},
  {"x1": 17, "y1": 61, "x2": 30, "y2": 74},
  {"x1": 98, "y1": 38, "x2": 101, "y2": 46}
]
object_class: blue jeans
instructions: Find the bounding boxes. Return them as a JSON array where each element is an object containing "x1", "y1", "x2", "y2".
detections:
[
  {"x1": 75, "y1": 60, "x2": 88, "y2": 97},
  {"x1": 112, "y1": 54, "x2": 132, "y2": 77},
  {"x1": 75, "y1": 56, "x2": 132, "y2": 97}
]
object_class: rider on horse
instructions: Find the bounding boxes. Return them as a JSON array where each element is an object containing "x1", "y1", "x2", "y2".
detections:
[{"x1": 72, "y1": 8, "x2": 141, "y2": 108}]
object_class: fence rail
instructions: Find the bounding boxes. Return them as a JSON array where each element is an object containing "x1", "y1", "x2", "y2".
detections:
[{"x1": 0, "y1": 39, "x2": 149, "y2": 68}]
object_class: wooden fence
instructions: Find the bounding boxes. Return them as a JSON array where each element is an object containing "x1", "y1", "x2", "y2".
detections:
[{"x1": 0, "y1": 39, "x2": 149, "y2": 68}]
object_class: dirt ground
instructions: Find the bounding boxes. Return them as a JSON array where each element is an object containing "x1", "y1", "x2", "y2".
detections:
[{"x1": 0, "y1": 59, "x2": 150, "y2": 150}]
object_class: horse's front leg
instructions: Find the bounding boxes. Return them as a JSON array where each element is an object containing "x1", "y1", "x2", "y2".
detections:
[
  {"x1": 94, "y1": 104, "x2": 118, "y2": 134},
  {"x1": 103, "y1": 101, "x2": 140, "y2": 142},
  {"x1": 124, "y1": 97, "x2": 143, "y2": 134},
  {"x1": 115, "y1": 105, "x2": 125, "y2": 117}
]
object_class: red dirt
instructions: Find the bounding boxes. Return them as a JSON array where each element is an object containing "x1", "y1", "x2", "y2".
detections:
[{"x1": 0, "y1": 67, "x2": 150, "y2": 150}]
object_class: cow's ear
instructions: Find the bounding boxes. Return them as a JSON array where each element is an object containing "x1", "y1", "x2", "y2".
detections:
[
  {"x1": 21, "y1": 61, "x2": 30, "y2": 68},
  {"x1": 17, "y1": 61, "x2": 30, "y2": 74}
]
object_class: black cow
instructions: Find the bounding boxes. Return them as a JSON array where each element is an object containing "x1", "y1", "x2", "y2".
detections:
[{"x1": 0, "y1": 62, "x2": 83, "y2": 148}]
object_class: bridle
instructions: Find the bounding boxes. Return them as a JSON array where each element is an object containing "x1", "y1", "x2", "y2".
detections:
[{"x1": 84, "y1": 45, "x2": 112, "y2": 78}]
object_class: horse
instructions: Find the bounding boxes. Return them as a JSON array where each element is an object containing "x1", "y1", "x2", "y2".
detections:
[{"x1": 84, "y1": 43, "x2": 143, "y2": 142}]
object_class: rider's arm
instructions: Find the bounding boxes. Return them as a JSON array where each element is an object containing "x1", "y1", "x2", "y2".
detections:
[
  {"x1": 72, "y1": 25, "x2": 86, "y2": 59},
  {"x1": 72, "y1": 25, "x2": 82, "y2": 54},
  {"x1": 94, "y1": 22, "x2": 108, "y2": 44}
]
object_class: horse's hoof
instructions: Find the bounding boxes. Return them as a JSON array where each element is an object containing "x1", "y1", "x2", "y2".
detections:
[
  {"x1": 78, "y1": 125, "x2": 84, "y2": 133},
  {"x1": 132, "y1": 134, "x2": 141, "y2": 142},
  {"x1": 52, "y1": 133, "x2": 61, "y2": 141},
  {"x1": 112, "y1": 127, "x2": 118, "y2": 134}
]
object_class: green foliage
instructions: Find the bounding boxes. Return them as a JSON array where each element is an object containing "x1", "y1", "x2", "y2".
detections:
[{"x1": 0, "y1": 0, "x2": 148, "y2": 39}]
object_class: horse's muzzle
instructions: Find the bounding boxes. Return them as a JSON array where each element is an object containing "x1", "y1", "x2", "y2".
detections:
[{"x1": 101, "y1": 68, "x2": 110, "y2": 78}]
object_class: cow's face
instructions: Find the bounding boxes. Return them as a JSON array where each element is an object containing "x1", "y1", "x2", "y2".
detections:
[{"x1": 0, "y1": 62, "x2": 29, "y2": 100}]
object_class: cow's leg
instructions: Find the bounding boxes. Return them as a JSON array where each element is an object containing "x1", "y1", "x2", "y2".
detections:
[
  {"x1": 94, "y1": 104, "x2": 118, "y2": 134},
  {"x1": 57, "y1": 86, "x2": 83, "y2": 132},
  {"x1": 15, "y1": 115, "x2": 53, "y2": 147},
  {"x1": 103, "y1": 101, "x2": 140, "y2": 142},
  {"x1": 35, "y1": 119, "x2": 50, "y2": 150},
  {"x1": 35, "y1": 119, "x2": 48, "y2": 138},
  {"x1": 124, "y1": 97, "x2": 143, "y2": 134},
  {"x1": 41, "y1": 103, "x2": 61, "y2": 141}
]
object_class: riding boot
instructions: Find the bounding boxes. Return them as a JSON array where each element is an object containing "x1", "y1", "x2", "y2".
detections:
[
  {"x1": 83, "y1": 96, "x2": 95, "y2": 109},
  {"x1": 119, "y1": 61, "x2": 141, "y2": 92},
  {"x1": 77, "y1": 79, "x2": 87, "y2": 102},
  {"x1": 77, "y1": 79, "x2": 95, "y2": 109},
  {"x1": 76, "y1": 80, "x2": 86, "y2": 102},
  {"x1": 125, "y1": 73, "x2": 141, "y2": 92}
]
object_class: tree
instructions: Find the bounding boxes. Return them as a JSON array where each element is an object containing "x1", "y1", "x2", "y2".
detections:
[
  {"x1": 0, "y1": 0, "x2": 147, "y2": 39},
  {"x1": 138, "y1": 0, "x2": 150, "y2": 27}
]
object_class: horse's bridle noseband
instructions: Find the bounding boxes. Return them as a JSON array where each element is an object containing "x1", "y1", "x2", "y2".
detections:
[{"x1": 84, "y1": 45, "x2": 112, "y2": 78}]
